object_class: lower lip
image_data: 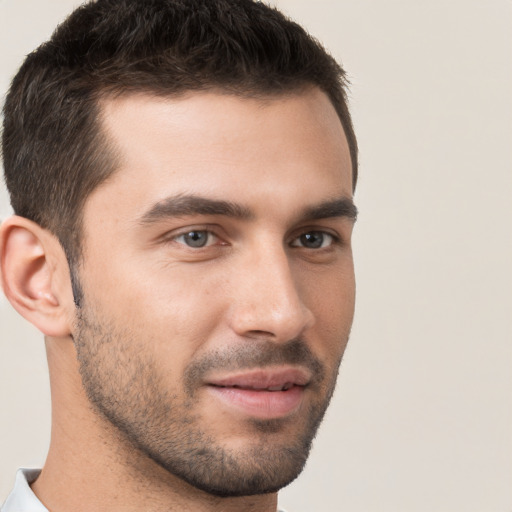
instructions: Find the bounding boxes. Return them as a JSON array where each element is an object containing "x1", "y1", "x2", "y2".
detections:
[{"x1": 206, "y1": 385, "x2": 305, "y2": 419}]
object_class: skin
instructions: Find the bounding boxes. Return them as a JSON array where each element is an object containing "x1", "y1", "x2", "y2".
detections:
[{"x1": 0, "y1": 87, "x2": 355, "y2": 512}]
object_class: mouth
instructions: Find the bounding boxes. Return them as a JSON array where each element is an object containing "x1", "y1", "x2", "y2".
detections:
[
  {"x1": 205, "y1": 367, "x2": 310, "y2": 419},
  {"x1": 214, "y1": 382, "x2": 295, "y2": 391}
]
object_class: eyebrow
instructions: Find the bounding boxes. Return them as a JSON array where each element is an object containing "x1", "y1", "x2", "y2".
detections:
[
  {"x1": 139, "y1": 194, "x2": 253, "y2": 224},
  {"x1": 300, "y1": 197, "x2": 358, "y2": 222},
  {"x1": 139, "y1": 194, "x2": 357, "y2": 225}
]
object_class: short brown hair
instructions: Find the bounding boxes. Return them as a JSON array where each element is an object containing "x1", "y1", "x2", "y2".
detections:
[{"x1": 2, "y1": 0, "x2": 358, "y2": 265}]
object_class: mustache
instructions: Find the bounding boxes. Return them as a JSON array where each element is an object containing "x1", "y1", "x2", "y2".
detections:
[{"x1": 183, "y1": 338, "x2": 325, "y2": 394}]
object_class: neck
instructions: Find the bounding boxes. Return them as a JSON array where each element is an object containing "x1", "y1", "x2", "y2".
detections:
[{"x1": 32, "y1": 337, "x2": 278, "y2": 512}]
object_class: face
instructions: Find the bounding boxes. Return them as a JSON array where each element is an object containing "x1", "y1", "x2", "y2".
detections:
[{"x1": 73, "y1": 88, "x2": 356, "y2": 496}]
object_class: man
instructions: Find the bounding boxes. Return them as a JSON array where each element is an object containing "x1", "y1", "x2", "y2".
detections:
[{"x1": 0, "y1": 0, "x2": 358, "y2": 510}]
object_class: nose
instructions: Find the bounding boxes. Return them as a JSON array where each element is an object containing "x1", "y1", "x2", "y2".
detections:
[{"x1": 227, "y1": 246, "x2": 315, "y2": 342}]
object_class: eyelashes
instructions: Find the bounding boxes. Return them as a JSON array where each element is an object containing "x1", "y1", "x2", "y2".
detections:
[
  {"x1": 289, "y1": 231, "x2": 337, "y2": 249},
  {"x1": 173, "y1": 230, "x2": 223, "y2": 248},
  {"x1": 168, "y1": 227, "x2": 341, "y2": 250}
]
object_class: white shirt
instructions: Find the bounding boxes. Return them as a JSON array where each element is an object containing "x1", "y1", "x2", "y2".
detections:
[
  {"x1": 1, "y1": 469, "x2": 48, "y2": 512},
  {"x1": 1, "y1": 468, "x2": 289, "y2": 511}
]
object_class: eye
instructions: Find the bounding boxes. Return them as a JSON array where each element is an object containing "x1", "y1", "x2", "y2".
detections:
[
  {"x1": 174, "y1": 230, "x2": 218, "y2": 248},
  {"x1": 291, "y1": 231, "x2": 335, "y2": 249}
]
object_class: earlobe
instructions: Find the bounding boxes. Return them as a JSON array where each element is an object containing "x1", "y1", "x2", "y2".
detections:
[{"x1": 0, "y1": 216, "x2": 74, "y2": 337}]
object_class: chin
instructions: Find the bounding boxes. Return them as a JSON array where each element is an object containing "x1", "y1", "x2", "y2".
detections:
[{"x1": 143, "y1": 406, "x2": 326, "y2": 498}]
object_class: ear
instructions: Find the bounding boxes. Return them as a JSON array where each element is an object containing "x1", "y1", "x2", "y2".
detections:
[{"x1": 0, "y1": 216, "x2": 75, "y2": 337}]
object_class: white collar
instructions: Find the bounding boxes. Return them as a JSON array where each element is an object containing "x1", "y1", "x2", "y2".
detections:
[
  {"x1": 1, "y1": 468, "x2": 48, "y2": 512},
  {"x1": 1, "y1": 468, "x2": 289, "y2": 512}
]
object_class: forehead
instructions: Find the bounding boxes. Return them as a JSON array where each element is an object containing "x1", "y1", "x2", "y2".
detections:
[{"x1": 87, "y1": 89, "x2": 352, "y2": 221}]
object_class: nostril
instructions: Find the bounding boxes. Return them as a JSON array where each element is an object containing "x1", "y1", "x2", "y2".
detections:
[{"x1": 246, "y1": 329, "x2": 275, "y2": 338}]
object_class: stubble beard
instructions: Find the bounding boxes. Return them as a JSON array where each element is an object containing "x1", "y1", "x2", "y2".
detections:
[{"x1": 73, "y1": 302, "x2": 344, "y2": 497}]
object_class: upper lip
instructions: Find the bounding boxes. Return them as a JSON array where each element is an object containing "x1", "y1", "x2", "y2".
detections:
[{"x1": 206, "y1": 367, "x2": 311, "y2": 390}]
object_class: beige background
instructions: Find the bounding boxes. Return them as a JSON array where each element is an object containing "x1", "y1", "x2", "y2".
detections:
[{"x1": 1, "y1": 1, "x2": 511, "y2": 511}]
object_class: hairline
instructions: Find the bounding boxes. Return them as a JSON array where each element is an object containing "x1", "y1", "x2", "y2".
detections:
[
  {"x1": 93, "y1": 80, "x2": 355, "y2": 194},
  {"x1": 69, "y1": 82, "x2": 354, "y2": 269}
]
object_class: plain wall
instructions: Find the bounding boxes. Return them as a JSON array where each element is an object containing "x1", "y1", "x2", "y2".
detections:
[{"x1": 1, "y1": 1, "x2": 511, "y2": 510}]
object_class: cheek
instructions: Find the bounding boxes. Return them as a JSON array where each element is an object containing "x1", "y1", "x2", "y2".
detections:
[
  {"x1": 300, "y1": 261, "x2": 355, "y2": 352},
  {"x1": 303, "y1": 257, "x2": 354, "y2": 311},
  {"x1": 81, "y1": 257, "x2": 228, "y2": 357}
]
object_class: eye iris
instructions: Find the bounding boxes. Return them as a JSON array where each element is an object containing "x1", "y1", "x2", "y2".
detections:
[
  {"x1": 184, "y1": 231, "x2": 208, "y2": 248},
  {"x1": 301, "y1": 232, "x2": 324, "y2": 248}
]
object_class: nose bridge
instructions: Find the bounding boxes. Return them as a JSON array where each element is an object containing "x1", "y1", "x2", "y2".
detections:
[{"x1": 228, "y1": 241, "x2": 314, "y2": 341}]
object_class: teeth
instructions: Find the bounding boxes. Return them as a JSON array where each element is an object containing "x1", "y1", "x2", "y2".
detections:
[
  {"x1": 267, "y1": 383, "x2": 293, "y2": 391},
  {"x1": 224, "y1": 383, "x2": 294, "y2": 391}
]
